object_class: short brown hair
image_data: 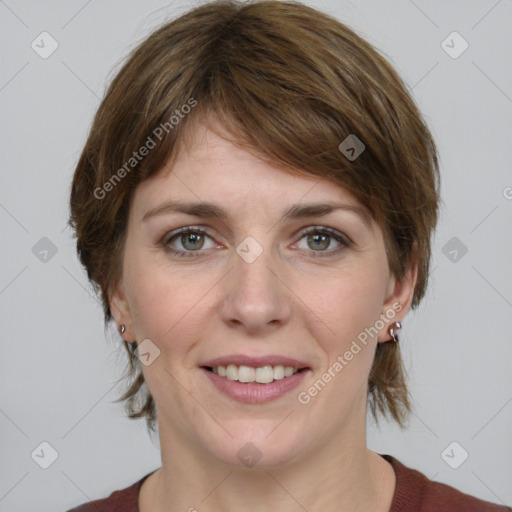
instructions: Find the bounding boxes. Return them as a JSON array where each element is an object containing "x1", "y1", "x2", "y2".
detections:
[{"x1": 69, "y1": 0, "x2": 439, "y2": 432}]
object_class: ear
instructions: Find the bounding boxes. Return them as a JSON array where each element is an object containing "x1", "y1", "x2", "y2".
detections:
[
  {"x1": 110, "y1": 280, "x2": 136, "y2": 342},
  {"x1": 377, "y1": 261, "x2": 418, "y2": 343}
]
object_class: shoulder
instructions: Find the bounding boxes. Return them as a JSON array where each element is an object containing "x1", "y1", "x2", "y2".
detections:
[
  {"x1": 65, "y1": 470, "x2": 155, "y2": 512},
  {"x1": 382, "y1": 454, "x2": 512, "y2": 512}
]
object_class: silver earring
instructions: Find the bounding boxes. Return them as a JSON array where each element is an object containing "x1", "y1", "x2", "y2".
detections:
[
  {"x1": 389, "y1": 321, "x2": 402, "y2": 342},
  {"x1": 120, "y1": 324, "x2": 126, "y2": 334}
]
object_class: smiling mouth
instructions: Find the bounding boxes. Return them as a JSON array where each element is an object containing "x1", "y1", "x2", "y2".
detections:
[{"x1": 202, "y1": 364, "x2": 308, "y2": 384}]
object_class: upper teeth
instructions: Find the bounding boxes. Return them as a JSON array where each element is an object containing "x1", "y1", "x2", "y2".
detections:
[{"x1": 212, "y1": 364, "x2": 299, "y2": 383}]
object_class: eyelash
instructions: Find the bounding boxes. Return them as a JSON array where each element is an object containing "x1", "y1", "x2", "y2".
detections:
[{"x1": 162, "y1": 226, "x2": 352, "y2": 259}]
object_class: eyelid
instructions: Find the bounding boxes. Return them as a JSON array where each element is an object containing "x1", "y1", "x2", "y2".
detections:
[
  {"x1": 162, "y1": 224, "x2": 352, "y2": 258},
  {"x1": 162, "y1": 226, "x2": 350, "y2": 246},
  {"x1": 162, "y1": 225, "x2": 210, "y2": 245},
  {"x1": 295, "y1": 226, "x2": 353, "y2": 247},
  {"x1": 291, "y1": 226, "x2": 352, "y2": 258}
]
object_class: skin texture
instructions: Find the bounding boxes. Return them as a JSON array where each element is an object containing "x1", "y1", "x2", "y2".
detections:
[{"x1": 111, "y1": 121, "x2": 417, "y2": 512}]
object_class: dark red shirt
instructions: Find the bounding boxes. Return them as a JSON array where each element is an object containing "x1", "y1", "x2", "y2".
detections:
[{"x1": 67, "y1": 454, "x2": 511, "y2": 511}]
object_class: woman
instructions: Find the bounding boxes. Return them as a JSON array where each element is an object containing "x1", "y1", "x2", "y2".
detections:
[{"x1": 67, "y1": 1, "x2": 511, "y2": 511}]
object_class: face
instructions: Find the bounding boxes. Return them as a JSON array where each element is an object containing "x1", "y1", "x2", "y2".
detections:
[{"x1": 111, "y1": 121, "x2": 416, "y2": 469}]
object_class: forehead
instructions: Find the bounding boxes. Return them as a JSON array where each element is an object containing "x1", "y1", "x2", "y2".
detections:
[{"x1": 131, "y1": 121, "x2": 370, "y2": 224}]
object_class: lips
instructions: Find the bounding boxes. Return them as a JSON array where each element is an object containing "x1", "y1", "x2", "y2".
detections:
[
  {"x1": 201, "y1": 366, "x2": 310, "y2": 403},
  {"x1": 201, "y1": 354, "x2": 310, "y2": 370},
  {"x1": 199, "y1": 354, "x2": 311, "y2": 403}
]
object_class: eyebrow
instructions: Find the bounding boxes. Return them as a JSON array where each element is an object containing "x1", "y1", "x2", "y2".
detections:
[{"x1": 142, "y1": 200, "x2": 372, "y2": 228}]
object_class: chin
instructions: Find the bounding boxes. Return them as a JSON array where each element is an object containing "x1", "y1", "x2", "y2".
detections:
[{"x1": 197, "y1": 424, "x2": 305, "y2": 470}]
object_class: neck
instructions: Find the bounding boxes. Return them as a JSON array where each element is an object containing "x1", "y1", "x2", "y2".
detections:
[{"x1": 140, "y1": 416, "x2": 396, "y2": 512}]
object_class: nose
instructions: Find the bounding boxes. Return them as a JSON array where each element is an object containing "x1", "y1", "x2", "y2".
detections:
[{"x1": 220, "y1": 239, "x2": 292, "y2": 334}]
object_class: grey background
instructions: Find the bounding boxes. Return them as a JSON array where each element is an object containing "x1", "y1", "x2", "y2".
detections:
[{"x1": 0, "y1": 0, "x2": 511, "y2": 510}]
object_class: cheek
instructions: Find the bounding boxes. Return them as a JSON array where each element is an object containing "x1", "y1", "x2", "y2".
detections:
[
  {"x1": 307, "y1": 264, "x2": 388, "y2": 352},
  {"x1": 302, "y1": 262, "x2": 389, "y2": 403},
  {"x1": 124, "y1": 252, "x2": 217, "y2": 354}
]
